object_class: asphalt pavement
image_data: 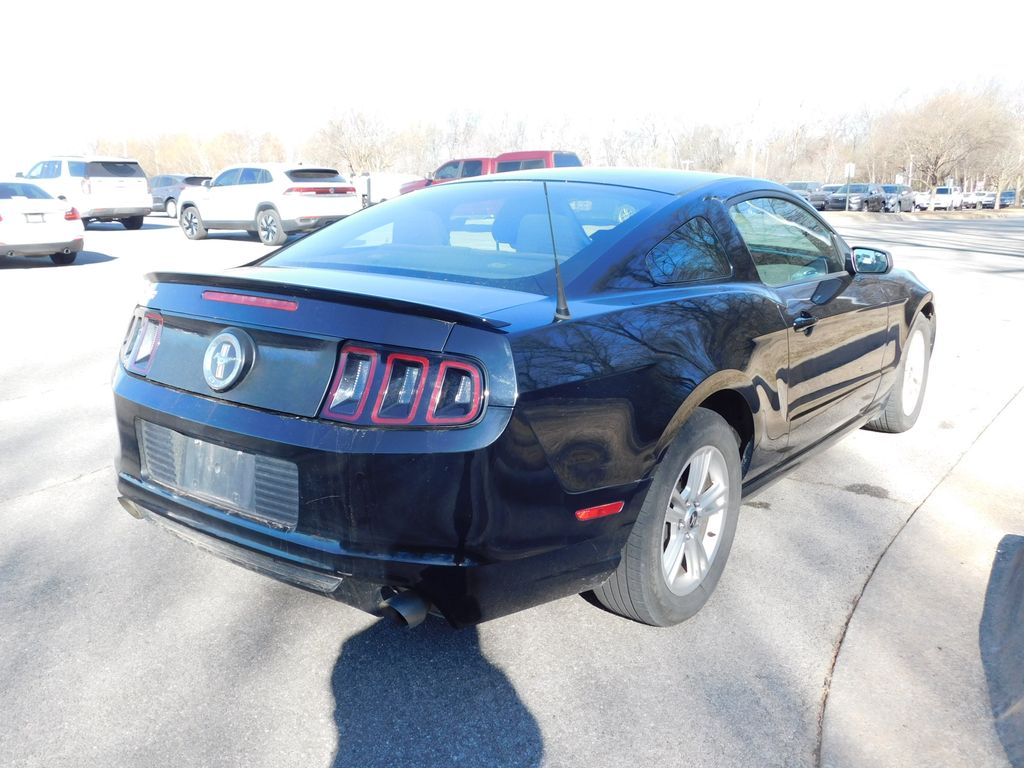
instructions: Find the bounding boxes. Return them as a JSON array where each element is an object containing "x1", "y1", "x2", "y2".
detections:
[{"x1": 1, "y1": 213, "x2": 1021, "y2": 767}]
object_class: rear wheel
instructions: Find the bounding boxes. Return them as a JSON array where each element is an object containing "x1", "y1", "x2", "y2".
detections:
[
  {"x1": 180, "y1": 206, "x2": 207, "y2": 240},
  {"x1": 165, "y1": 198, "x2": 177, "y2": 219},
  {"x1": 256, "y1": 208, "x2": 286, "y2": 246},
  {"x1": 122, "y1": 216, "x2": 144, "y2": 230},
  {"x1": 50, "y1": 251, "x2": 77, "y2": 266},
  {"x1": 593, "y1": 408, "x2": 742, "y2": 626},
  {"x1": 864, "y1": 314, "x2": 933, "y2": 433}
]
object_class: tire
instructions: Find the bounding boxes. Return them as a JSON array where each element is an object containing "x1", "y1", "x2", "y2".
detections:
[
  {"x1": 50, "y1": 251, "x2": 77, "y2": 266},
  {"x1": 180, "y1": 206, "x2": 207, "y2": 240},
  {"x1": 256, "y1": 208, "x2": 287, "y2": 246},
  {"x1": 165, "y1": 198, "x2": 177, "y2": 219},
  {"x1": 861, "y1": 200, "x2": 869, "y2": 212},
  {"x1": 864, "y1": 314, "x2": 933, "y2": 434},
  {"x1": 122, "y1": 216, "x2": 144, "y2": 230},
  {"x1": 593, "y1": 408, "x2": 742, "y2": 626}
]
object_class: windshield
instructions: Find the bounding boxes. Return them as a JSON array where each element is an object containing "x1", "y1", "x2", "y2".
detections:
[
  {"x1": 882, "y1": 185, "x2": 898, "y2": 193},
  {"x1": 836, "y1": 184, "x2": 868, "y2": 193},
  {"x1": 85, "y1": 161, "x2": 146, "y2": 178},
  {"x1": 936, "y1": 187, "x2": 950, "y2": 194},
  {"x1": 262, "y1": 179, "x2": 669, "y2": 294},
  {"x1": 785, "y1": 182, "x2": 812, "y2": 191}
]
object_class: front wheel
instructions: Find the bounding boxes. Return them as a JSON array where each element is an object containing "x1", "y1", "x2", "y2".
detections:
[
  {"x1": 593, "y1": 408, "x2": 742, "y2": 626},
  {"x1": 122, "y1": 216, "x2": 144, "y2": 230},
  {"x1": 864, "y1": 314, "x2": 933, "y2": 433},
  {"x1": 180, "y1": 207, "x2": 207, "y2": 240},
  {"x1": 256, "y1": 208, "x2": 287, "y2": 246}
]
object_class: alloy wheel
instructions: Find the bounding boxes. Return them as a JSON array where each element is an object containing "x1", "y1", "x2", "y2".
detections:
[{"x1": 661, "y1": 445, "x2": 730, "y2": 596}]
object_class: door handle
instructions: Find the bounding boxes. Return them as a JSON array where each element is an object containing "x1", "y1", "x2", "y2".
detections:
[{"x1": 793, "y1": 312, "x2": 817, "y2": 333}]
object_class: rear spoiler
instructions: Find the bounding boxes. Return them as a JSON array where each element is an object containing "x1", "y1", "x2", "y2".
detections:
[{"x1": 146, "y1": 271, "x2": 510, "y2": 331}]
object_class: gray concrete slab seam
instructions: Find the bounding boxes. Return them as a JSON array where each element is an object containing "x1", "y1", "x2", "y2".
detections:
[{"x1": 814, "y1": 383, "x2": 1024, "y2": 768}]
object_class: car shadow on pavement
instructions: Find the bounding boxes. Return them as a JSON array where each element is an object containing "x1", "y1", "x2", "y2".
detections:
[
  {"x1": 0, "y1": 250, "x2": 114, "y2": 269},
  {"x1": 329, "y1": 618, "x2": 543, "y2": 767}
]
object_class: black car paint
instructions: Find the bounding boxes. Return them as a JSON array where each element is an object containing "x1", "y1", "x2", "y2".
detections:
[{"x1": 113, "y1": 169, "x2": 934, "y2": 626}]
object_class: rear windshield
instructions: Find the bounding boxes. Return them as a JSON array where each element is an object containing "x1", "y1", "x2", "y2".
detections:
[
  {"x1": 86, "y1": 161, "x2": 146, "y2": 178},
  {"x1": 554, "y1": 152, "x2": 582, "y2": 167},
  {"x1": 936, "y1": 187, "x2": 950, "y2": 194},
  {"x1": 261, "y1": 179, "x2": 669, "y2": 294},
  {"x1": 285, "y1": 168, "x2": 347, "y2": 182},
  {"x1": 0, "y1": 182, "x2": 51, "y2": 199}
]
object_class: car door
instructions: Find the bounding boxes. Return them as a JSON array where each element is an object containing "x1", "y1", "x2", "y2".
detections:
[
  {"x1": 204, "y1": 167, "x2": 243, "y2": 223},
  {"x1": 726, "y1": 195, "x2": 888, "y2": 454}
]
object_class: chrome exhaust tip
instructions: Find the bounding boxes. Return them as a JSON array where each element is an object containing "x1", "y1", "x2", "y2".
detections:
[{"x1": 117, "y1": 496, "x2": 145, "y2": 520}]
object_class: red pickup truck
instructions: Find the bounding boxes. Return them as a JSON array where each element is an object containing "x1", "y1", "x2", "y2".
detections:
[{"x1": 399, "y1": 150, "x2": 582, "y2": 195}]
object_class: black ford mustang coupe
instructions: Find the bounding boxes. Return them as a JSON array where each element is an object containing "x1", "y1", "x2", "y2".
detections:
[{"x1": 113, "y1": 168, "x2": 935, "y2": 627}]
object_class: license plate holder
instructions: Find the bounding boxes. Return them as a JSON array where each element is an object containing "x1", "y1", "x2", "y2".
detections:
[
  {"x1": 138, "y1": 421, "x2": 299, "y2": 530},
  {"x1": 25, "y1": 213, "x2": 44, "y2": 223}
]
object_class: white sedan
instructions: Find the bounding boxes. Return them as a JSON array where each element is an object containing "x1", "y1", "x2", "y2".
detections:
[
  {"x1": 0, "y1": 181, "x2": 85, "y2": 265},
  {"x1": 178, "y1": 164, "x2": 362, "y2": 246}
]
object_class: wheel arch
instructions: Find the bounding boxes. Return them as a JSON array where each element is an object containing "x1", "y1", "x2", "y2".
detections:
[
  {"x1": 657, "y1": 371, "x2": 761, "y2": 478},
  {"x1": 255, "y1": 202, "x2": 279, "y2": 215}
]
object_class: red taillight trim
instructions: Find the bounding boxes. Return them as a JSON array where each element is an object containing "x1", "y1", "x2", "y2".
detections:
[
  {"x1": 202, "y1": 290, "x2": 298, "y2": 311},
  {"x1": 425, "y1": 360, "x2": 483, "y2": 425},
  {"x1": 283, "y1": 186, "x2": 357, "y2": 196},
  {"x1": 64, "y1": 207, "x2": 80, "y2": 221},
  {"x1": 370, "y1": 353, "x2": 430, "y2": 425},
  {"x1": 123, "y1": 311, "x2": 163, "y2": 376},
  {"x1": 321, "y1": 346, "x2": 380, "y2": 422},
  {"x1": 575, "y1": 501, "x2": 625, "y2": 521}
]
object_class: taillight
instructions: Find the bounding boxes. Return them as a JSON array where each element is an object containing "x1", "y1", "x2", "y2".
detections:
[
  {"x1": 283, "y1": 186, "x2": 357, "y2": 196},
  {"x1": 65, "y1": 207, "x2": 80, "y2": 221},
  {"x1": 321, "y1": 342, "x2": 484, "y2": 427},
  {"x1": 121, "y1": 309, "x2": 163, "y2": 375}
]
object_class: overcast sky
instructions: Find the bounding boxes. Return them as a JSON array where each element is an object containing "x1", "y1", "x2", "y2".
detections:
[{"x1": 3, "y1": 0, "x2": 1021, "y2": 174}]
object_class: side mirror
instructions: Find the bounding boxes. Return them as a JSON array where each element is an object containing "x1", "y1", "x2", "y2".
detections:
[
  {"x1": 850, "y1": 246, "x2": 892, "y2": 275},
  {"x1": 15, "y1": 172, "x2": 24, "y2": 178},
  {"x1": 58, "y1": 195, "x2": 67, "y2": 201},
  {"x1": 202, "y1": 179, "x2": 212, "y2": 188}
]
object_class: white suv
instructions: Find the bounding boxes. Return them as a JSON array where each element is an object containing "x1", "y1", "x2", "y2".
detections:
[
  {"x1": 20, "y1": 156, "x2": 152, "y2": 229},
  {"x1": 177, "y1": 164, "x2": 361, "y2": 246}
]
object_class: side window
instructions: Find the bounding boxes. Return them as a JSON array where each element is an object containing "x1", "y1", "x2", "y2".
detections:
[
  {"x1": 28, "y1": 161, "x2": 61, "y2": 179},
  {"x1": 460, "y1": 160, "x2": 483, "y2": 178},
  {"x1": 68, "y1": 161, "x2": 87, "y2": 178},
  {"x1": 728, "y1": 197, "x2": 844, "y2": 286},
  {"x1": 521, "y1": 158, "x2": 546, "y2": 170},
  {"x1": 238, "y1": 168, "x2": 260, "y2": 185},
  {"x1": 434, "y1": 162, "x2": 460, "y2": 181},
  {"x1": 213, "y1": 168, "x2": 242, "y2": 187},
  {"x1": 257, "y1": 169, "x2": 273, "y2": 184},
  {"x1": 646, "y1": 217, "x2": 732, "y2": 284}
]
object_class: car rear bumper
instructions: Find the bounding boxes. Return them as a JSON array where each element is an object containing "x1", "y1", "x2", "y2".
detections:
[
  {"x1": 82, "y1": 207, "x2": 151, "y2": 220},
  {"x1": 113, "y1": 370, "x2": 644, "y2": 626},
  {"x1": 2, "y1": 237, "x2": 84, "y2": 257}
]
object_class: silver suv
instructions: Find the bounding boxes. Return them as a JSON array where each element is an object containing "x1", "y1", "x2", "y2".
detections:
[{"x1": 20, "y1": 156, "x2": 152, "y2": 229}]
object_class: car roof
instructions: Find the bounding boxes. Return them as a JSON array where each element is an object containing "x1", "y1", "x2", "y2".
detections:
[
  {"x1": 38, "y1": 155, "x2": 142, "y2": 163},
  {"x1": 217, "y1": 162, "x2": 341, "y2": 173},
  {"x1": 462, "y1": 166, "x2": 746, "y2": 196}
]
